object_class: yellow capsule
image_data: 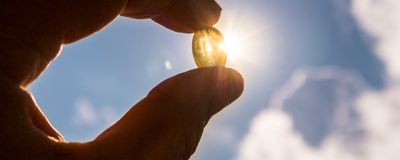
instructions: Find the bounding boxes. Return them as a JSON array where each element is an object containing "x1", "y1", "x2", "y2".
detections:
[{"x1": 192, "y1": 27, "x2": 227, "y2": 68}]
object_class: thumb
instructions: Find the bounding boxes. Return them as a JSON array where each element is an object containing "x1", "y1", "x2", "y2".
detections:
[{"x1": 93, "y1": 67, "x2": 243, "y2": 159}]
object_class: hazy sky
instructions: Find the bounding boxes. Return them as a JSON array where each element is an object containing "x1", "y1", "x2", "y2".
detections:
[{"x1": 30, "y1": 0, "x2": 400, "y2": 159}]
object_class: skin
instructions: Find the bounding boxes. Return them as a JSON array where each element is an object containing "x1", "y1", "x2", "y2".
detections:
[{"x1": 0, "y1": 0, "x2": 244, "y2": 159}]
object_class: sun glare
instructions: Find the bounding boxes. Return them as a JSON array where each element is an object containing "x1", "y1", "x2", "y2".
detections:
[
  {"x1": 220, "y1": 32, "x2": 245, "y2": 62},
  {"x1": 189, "y1": 4, "x2": 270, "y2": 70}
]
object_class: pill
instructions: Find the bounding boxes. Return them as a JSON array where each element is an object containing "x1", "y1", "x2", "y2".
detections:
[{"x1": 192, "y1": 27, "x2": 227, "y2": 68}]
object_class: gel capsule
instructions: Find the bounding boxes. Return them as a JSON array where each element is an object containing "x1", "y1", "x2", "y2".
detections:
[{"x1": 192, "y1": 27, "x2": 227, "y2": 68}]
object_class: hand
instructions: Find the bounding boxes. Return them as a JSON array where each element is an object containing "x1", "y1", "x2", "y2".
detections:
[{"x1": 0, "y1": 0, "x2": 244, "y2": 159}]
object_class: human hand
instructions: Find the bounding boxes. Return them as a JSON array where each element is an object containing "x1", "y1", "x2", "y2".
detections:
[{"x1": 0, "y1": 0, "x2": 243, "y2": 159}]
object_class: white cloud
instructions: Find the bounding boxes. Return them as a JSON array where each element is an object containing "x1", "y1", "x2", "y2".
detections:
[
  {"x1": 356, "y1": 87, "x2": 400, "y2": 160},
  {"x1": 237, "y1": 0, "x2": 400, "y2": 159},
  {"x1": 353, "y1": 0, "x2": 400, "y2": 81},
  {"x1": 351, "y1": 0, "x2": 400, "y2": 158},
  {"x1": 237, "y1": 109, "x2": 369, "y2": 160},
  {"x1": 72, "y1": 97, "x2": 119, "y2": 127},
  {"x1": 236, "y1": 67, "x2": 368, "y2": 160},
  {"x1": 237, "y1": 111, "x2": 317, "y2": 160},
  {"x1": 236, "y1": 67, "x2": 400, "y2": 160},
  {"x1": 72, "y1": 98, "x2": 99, "y2": 126}
]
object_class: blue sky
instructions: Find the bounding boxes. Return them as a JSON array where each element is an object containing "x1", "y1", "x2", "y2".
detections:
[{"x1": 29, "y1": 0, "x2": 400, "y2": 159}]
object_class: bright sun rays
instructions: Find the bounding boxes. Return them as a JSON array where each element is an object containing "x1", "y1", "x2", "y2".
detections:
[
  {"x1": 178, "y1": 2, "x2": 274, "y2": 78},
  {"x1": 220, "y1": 31, "x2": 245, "y2": 61},
  {"x1": 212, "y1": 3, "x2": 273, "y2": 72},
  {"x1": 216, "y1": 18, "x2": 270, "y2": 70}
]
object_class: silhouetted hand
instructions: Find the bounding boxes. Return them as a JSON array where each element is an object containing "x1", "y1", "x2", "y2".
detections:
[{"x1": 0, "y1": 0, "x2": 244, "y2": 159}]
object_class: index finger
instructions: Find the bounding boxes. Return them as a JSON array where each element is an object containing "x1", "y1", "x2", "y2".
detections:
[
  {"x1": 152, "y1": 0, "x2": 222, "y2": 33},
  {"x1": 121, "y1": 0, "x2": 222, "y2": 33}
]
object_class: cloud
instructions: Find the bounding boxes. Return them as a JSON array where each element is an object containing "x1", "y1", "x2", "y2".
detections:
[
  {"x1": 236, "y1": 68, "x2": 400, "y2": 160},
  {"x1": 356, "y1": 87, "x2": 400, "y2": 160},
  {"x1": 72, "y1": 98, "x2": 99, "y2": 126},
  {"x1": 353, "y1": 0, "x2": 400, "y2": 80},
  {"x1": 72, "y1": 97, "x2": 119, "y2": 127},
  {"x1": 236, "y1": 0, "x2": 400, "y2": 159},
  {"x1": 236, "y1": 67, "x2": 368, "y2": 160},
  {"x1": 351, "y1": 0, "x2": 400, "y2": 157},
  {"x1": 237, "y1": 110, "x2": 316, "y2": 160}
]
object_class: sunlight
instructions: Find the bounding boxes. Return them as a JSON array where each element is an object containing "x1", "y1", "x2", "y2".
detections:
[
  {"x1": 220, "y1": 32, "x2": 245, "y2": 61},
  {"x1": 214, "y1": 9, "x2": 274, "y2": 72},
  {"x1": 186, "y1": 1, "x2": 275, "y2": 74}
]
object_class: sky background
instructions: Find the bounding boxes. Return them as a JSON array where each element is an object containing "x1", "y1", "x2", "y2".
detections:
[{"x1": 29, "y1": 0, "x2": 400, "y2": 159}]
